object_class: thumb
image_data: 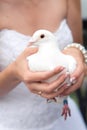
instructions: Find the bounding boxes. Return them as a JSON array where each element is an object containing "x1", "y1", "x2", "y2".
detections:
[{"x1": 23, "y1": 47, "x2": 38, "y2": 57}]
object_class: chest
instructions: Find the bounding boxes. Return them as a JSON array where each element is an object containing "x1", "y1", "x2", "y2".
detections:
[{"x1": 0, "y1": 0, "x2": 67, "y2": 35}]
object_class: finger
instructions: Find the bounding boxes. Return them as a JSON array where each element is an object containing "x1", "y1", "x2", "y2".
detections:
[
  {"x1": 53, "y1": 73, "x2": 70, "y2": 92},
  {"x1": 30, "y1": 83, "x2": 68, "y2": 99},
  {"x1": 54, "y1": 83, "x2": 69, "y2": 96},
  {"x1": 27, "y1": 81, "x2": 48, "y2": 93},
  {"x1": 71, "y1": 63, "x2": 84, "y2": 79},
  {"x1": 27, "y1": 66, "x2": 65, "y2": 82},
  {"x1": 28, "y1": 73, "x2": 68, "y2": 93},
  {"x1": 23, "y1": 47, "x2": 38, "y2": 57},
  {"x1": 38, "y1": 85, "x2": 69, "y2": 99},
  {"x1": 60, "y1": 73, "x2": 84, "y2": 96},
  {"x1": 46, "y1": 74, "x2": 68, "y2": 93}
]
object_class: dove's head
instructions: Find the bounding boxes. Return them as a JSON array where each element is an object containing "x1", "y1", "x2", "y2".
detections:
[{"x1": 29, "y1": 29, "x2": 56, "y2": 47}]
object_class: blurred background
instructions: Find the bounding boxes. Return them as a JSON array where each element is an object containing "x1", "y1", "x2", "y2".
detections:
[
  {"x1": 81, "y1": 0, "x2": 87, "y2": 20},
  {"x1": 70, "y1": 0, "x2": 87, "y2": 126},
  {"x1": 81, "y1": 0, "x2": 87, "y2": 48}
]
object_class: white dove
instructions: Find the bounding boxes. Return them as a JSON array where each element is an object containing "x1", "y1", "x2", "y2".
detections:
[{"x1": 27, "y1": 29, "x2": 77, "y2": 119}]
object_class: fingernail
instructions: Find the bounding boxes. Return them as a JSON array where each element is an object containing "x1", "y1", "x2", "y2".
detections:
[
  {"x1": 70, "y1": 77, "x2": 77, "y2": 84},
  {"x1": 60, "y1": 66, "x2": 65, "y2": 71}
]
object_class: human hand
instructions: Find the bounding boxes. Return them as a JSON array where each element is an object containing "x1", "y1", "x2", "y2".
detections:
[
  {"x1": 12, "y1": 46, "x2": 69, "y2": 98},
  {"x1": 26, "y1": 71, "x2": 69, "y2": 99},
  {"x1": 59, "y1": 47, "x2": 86, "y2": 96}
]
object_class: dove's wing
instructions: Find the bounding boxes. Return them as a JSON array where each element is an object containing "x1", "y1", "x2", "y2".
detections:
[{"x1": 66, "y1": 55, "x2": 77, "y2": 74}]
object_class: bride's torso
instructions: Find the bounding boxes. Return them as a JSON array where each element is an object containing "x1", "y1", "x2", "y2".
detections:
[
  {"x1": 0, "y1": 19, "x2": 73, "y2": 129},
  {"x1": 0, "y1": 1, "x2": 74, "y2": 129},
  {"x1": 0, "y1": 0, "x2": 67, "y2": 35}
]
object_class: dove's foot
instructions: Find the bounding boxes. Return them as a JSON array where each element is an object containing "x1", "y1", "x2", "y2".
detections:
[
  {"x1": 47, "y1": 97, "x2": 57, "y2": 103},
  {"x1": 61, "y1": 99, "x2": 71, "y2": 120}
]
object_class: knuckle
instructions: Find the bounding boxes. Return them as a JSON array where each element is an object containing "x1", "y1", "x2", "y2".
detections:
[
  {"x1": 47, "y1": 94, "x2": 55, "y2": 99},
  {"x1": 46, "y1": 88, "x2": 52, "y2": 93},
  {"x1": 42, "y1": 93, "x2": 52, "y2": 99},
  {"x1": 45, "y1": 95, "x2": 51, "y2": 99},
  {"x1": 23, "y1": 76, "x2": 28, "y2": 82},
  {"x1": 27, "y1": 84, "x2": 34, "y2": 92},
  {"x1": 45, "y1": 84, "x2": 54, "y2": 93},
  {"x1": 28, "y1": 86, "x2": 31, "y2": 91},
  {"x1": 29, "y1": 88, "x2": 33, "y2": 92},
  {"x1": 23, "y1": 73, "x2": 30, "y2": 82},
  {"x1": 41, "y1": 94, "x2": 48, "y2": 98}
]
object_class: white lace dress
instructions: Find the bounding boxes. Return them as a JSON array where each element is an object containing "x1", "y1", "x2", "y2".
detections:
[{"x1": 0, "y1": 20, "x2": 86, "y2": 130}]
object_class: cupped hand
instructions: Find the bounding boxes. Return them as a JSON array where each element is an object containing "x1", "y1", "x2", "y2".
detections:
[
  {"x1": 12, "y1": 47, "x2": 69, "y2": 98},
  {"x1": 26, "y1": 72, "x2": 69, "y2": 99},
  {"x1": 59, "y1": 47, "x2": 86, "y2": 96}
]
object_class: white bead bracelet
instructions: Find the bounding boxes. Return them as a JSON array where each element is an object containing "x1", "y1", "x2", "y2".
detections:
[{"x1": 64, "y1": 43, "x2": 87, "y2": 64}]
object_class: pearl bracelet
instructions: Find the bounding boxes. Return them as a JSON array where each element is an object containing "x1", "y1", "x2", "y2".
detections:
[{"x1": 64, "y1": 43, "x2": 87, "y2": 64}]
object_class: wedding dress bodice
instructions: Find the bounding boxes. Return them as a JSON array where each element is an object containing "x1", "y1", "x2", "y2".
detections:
[{"x1": 0, "y1": 20, "x2": 75, "y2": 130}]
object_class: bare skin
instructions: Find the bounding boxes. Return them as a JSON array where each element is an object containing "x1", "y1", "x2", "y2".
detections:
[
  {"x1": 0, "y1": 0, "x2": 86, "y2": 98},
  {"x1": 0, "y1": 0, "x2": 67, "y2": 35},
  {"x1": 0, "y1": 0, "x2": 82, "y2": 41}
]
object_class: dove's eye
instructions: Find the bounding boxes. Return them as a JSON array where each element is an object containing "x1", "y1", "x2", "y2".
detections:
[{"x1": 40, "y1": 34, "x2": 45, "y2": 39}]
